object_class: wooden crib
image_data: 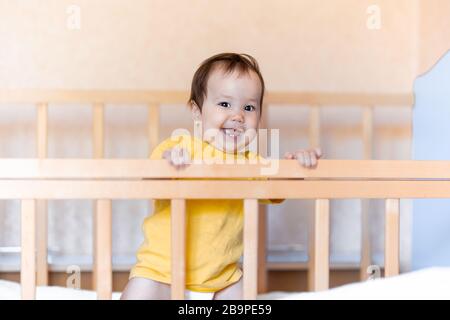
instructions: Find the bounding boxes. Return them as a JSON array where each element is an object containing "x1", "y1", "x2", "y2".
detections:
[
  {"x1": 3, "y1": 158, "x2": 450, "y2": 300},
  {"x1": 0, "y1": 90, "x2": 422, "y2": 300}
]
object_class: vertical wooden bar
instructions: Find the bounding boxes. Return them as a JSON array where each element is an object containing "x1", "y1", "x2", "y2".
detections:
[
  {"x1": 360, "y1": 200, "x2": 371, "y2": 280},
  {"x1": 94, "y1": 199, "x2": 112, "y2": 299},
  {"x1": 36, "y1": 201, "x2": 48, "y2": 286},
  {"x1": 385, "y1": 199, "x2": 400, "y2": 277},
  {"x1": 307, "y1": 107, "x2": 325, "y2": 291},
  {"x1": 147, "y1": 104, "x2": 160, "y2": 212},
  {"x1": 259, "y1": 103, "x2": 269, "y2": 156},
  {"x1": 257, "y1": 103, "x2": 268, "y2": 294},
  {"x1": 36, "y1": 103, "x2": 48, "y2": 157},
  {"x1": 257, "y1": 204, "x2": 268, "y2": 293},
  {"x1": 308, "y1": 199, "x2": 329, "y2": 291},
  {"x1": 360, "y1": 106, "x2": 373, "y2": 280},
  {"x1": 243, "y1": 199, "x2": 259, "y2": 300},
  {"x1": 309, "y1": 106, "x2": 320, "y2": 148},
  {"x1": 21, "y1": 199, "x2": 36, "y2": 300},
  {"x1": 362, "y1": 106, "x2": 374, "y2": 160},
  {"x1": 36, "y1": 103, "x2": 48, "y2": 286},
  {"x1": 147, "y1": 104, "x2": 160, "y2": 157},
  {"x1": 93, "y1": 103, "x2": 104, "y2": 159},
  {"x1": 171, "y1": 199, "x2": 186, "y2": 300},
  {"x1": 92, "y1": 103, "x2": 112, "y2": 299}
]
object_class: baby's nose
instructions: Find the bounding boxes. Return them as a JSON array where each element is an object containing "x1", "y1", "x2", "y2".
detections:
[{"x1": 230, "y1": 111, "x2": 244, "y2": 122}]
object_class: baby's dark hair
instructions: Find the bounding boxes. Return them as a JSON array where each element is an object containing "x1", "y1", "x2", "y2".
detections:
[{"x1": 188, "y1": 53, "x2": 265, "y2": 116}]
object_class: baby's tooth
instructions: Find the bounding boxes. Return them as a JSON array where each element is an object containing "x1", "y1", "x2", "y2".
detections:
[{"x1": 222, "y1": 128, "x2": 241, "y2": 137}]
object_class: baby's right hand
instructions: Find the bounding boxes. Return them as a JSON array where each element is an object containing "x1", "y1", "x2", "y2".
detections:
[{"x1": 162, "y1": 146, "x2": 192, "y2": 170}]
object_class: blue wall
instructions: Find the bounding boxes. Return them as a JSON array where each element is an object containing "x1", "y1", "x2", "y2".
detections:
[{"x1": 412, "y1": 50, "x2": 450, "y2": 269}]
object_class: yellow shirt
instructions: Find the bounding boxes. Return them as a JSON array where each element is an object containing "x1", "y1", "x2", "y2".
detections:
[{"x1": 130, "y1": 134, "x2": 283, "y2": 292}]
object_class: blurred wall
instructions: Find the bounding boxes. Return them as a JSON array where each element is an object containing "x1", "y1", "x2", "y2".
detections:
[
  {"x1": 0, "y1": 0, "x2": 420, "y2": 92},
  {"x1": 418, "y1": 0, "x2": 450, "y2": 76}
]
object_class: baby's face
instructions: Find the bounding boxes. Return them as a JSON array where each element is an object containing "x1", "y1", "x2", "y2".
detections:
[{"x1": 192, "y1": 67, "x2": 262, "y2": 154}]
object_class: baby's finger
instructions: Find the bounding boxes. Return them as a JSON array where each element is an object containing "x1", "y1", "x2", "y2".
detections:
[
  {"x1": 309, "y1": 150, "x2": 317, "y2": 167},
  {"x1": 162, "y1": 149, "x2": 172, "y2": 161},
  {"x1": 296, "y1": 151, "x2": 305, "y2": 166},
  {"x1": 315, "y1": 147, "x2": 323, "y2": 158},
  {"x1": 170, "y1": 148, "x2": 180, "y2": 165},
  {"x1": 171, "y1": 148, "x2": 184, "y2": 166},
  {"x1": 180, "y1": 148, "x2": 192, "y2": 165},
  {"x1": 173, "y1": 148, "x2": 191, "y2": 169},
  {"x1": 284, "y1": 152, "x2": 294, "y2": 159},
  {"x1": 303, "y1": 151, "x2": 311, "y2": 167}
]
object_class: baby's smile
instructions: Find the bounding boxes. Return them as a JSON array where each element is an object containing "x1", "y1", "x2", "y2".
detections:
[
  {"x1": 221, "y1": 127, "x2": 244, "y2": 137},
  {"x1": 221, "y1": 126, "x2": 245, "y2": 145},
  {"x1": 203, "y1": 126, "x2": 248, "y2": 153}
]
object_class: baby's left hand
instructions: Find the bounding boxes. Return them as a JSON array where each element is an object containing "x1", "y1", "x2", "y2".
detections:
[{"x1": 284, "y1": 148, "x2": 322, "y2": 168}]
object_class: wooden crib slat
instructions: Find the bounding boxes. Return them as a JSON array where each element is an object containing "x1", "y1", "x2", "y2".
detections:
[
  {"x1": 385, "y1": 199, "x2": 400, "y2": 277},
  {"x1": 92, "y1": 103, "x2": 104, "y2": 159},
  {"x1": 21, "y1": 199, "x2": 36, "y2": 300},
  {"x1": 308, "y1": 199, "x2": 329, "y2": 291},
  {"x1": 147, "y1": 104, "x2": 160, "y2": 157},
  {"x1": 92, "y1": 103, "x2": 105, "y2": 295},
  {"x1": 94, "y1": 199, "x2": 112, "y2": 299},
  {"x1": 360, "y1": 200, "x2": 371, "y2": 280},
  {"x1": 309, "y1": 105, "x2": 320, "y2": 148},
  {"x1": 36, "y1": 200, "x2": 48, "y2": 286},
  {"x1": 259, "y1": 103, "x2": 269, "y2": 156},
  {"x1": 360, "y1": 106, "x2": 374, "y2": 281},
  {"x1": 362, "y1": 106, "x2": 374, "y2": 161},
  {"x1": 36, "y1": 103, "x2": 48, "y2": 157},
  {"x1": 243, "y1": 199, "x2": 259, "y2": 300},
  {"x1": 147, "y1": 104, "x2": 160, "y2": 213},
  {"x1": 257, "y1": 204, "x2": 268, "y2": 294},
  {"x1": 171, "y1": 199, "x2": 186, "y2": 300},
  {"x1": 257, "y1": 103, "x2": 269, "y2": 294},
  {"x1": 307, "y1": 105, "x2": 321, "y2": 290},
  {"x1": 36, "y1": 103, "x2": 48, "y2": 286}
]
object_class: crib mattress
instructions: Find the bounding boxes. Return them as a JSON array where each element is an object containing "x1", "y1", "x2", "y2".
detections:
[{"x1": 1, "y1": 267, "x2": 449, "y2": 299}]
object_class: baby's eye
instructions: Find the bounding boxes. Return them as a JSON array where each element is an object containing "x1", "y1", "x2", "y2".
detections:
[
  {"x1": 218, "y1": 102, "x2": 231, "y2": 108},
  {"x1": 244, "y1": 105, "x2": 256, "y2": 112}
]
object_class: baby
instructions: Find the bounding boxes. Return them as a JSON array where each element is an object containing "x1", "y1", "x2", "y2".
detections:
[{"x1": 121, "y1": 53, "x2": 322, "y2": 300}]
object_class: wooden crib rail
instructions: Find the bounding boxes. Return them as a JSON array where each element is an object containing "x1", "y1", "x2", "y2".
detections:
[
  {"x1": 0, "y1": 159, "x2": 449, "y2": 179},
  {"x1": 0, "y1": 89, "x2": 413, "y2": 105},
  {"x1": 2, "y1": 159, "x2": 449, "y2": 300}
]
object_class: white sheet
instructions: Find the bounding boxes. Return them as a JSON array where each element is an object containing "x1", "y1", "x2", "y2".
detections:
[
  {"x1": 0, "y1": 280, "x2": 121, "y2": 300},
  {"x1": 1, "y1": 268, "x2": 449, "y2": 300},
  {"x1": 258, "y1": 267, "x2": 450, "y2": 300}
]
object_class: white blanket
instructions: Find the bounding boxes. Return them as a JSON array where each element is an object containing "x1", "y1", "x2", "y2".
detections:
[
  {"x1": 258, "y1": 267, "x2": 450, "y2": 300},
  {"x1": 0, "y1": 280, "x2": 122, "y2": 300},
  {"x1": 1, "y1": 268, "x2": 449, "y2": 300}
]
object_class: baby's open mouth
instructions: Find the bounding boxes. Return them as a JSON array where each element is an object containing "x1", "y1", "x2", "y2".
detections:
[{"x1": 221, "y1": 128, "x2": 244, "y2": 138}]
